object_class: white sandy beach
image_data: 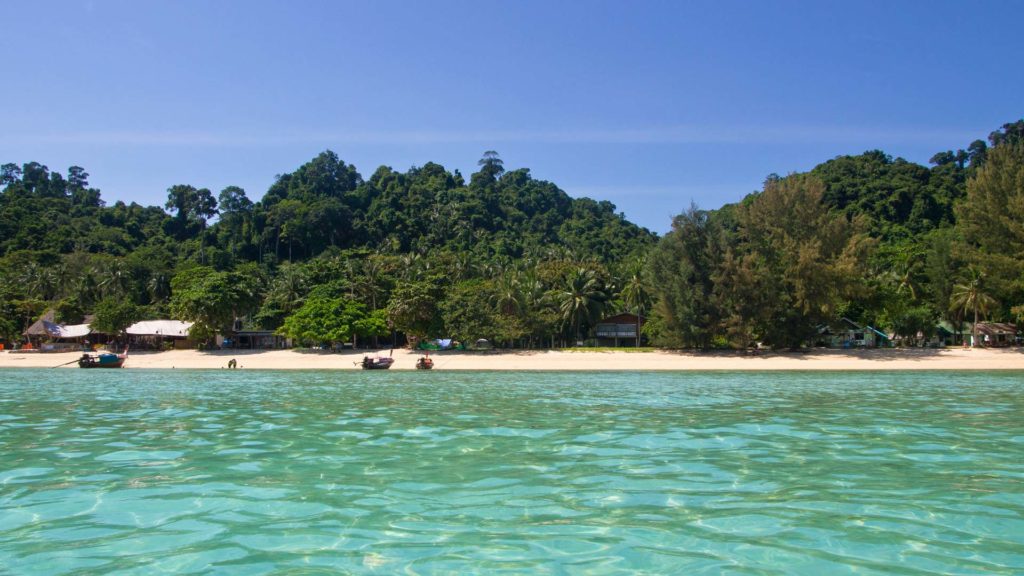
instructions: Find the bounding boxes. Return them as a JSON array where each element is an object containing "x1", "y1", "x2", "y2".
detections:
[{"x1": 3, "y1": 347, "x2": 1024, "y2": 370}]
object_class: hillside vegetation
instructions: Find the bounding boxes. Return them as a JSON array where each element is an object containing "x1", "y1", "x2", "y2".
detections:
[{"x1": 2, "y1": 120, "x2": 1022, "y2": 349}]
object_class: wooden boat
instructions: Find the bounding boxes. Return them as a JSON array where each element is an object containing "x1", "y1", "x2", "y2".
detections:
[
  {"x1": 415, "y1": 355, "x2": 434, "y2": 370},
  {"x1": 360, "y1": 355, "x2": 394, "y2": 370},
  {"x1": 78, "y1": 350, "x2": 127, "y2": 369}
]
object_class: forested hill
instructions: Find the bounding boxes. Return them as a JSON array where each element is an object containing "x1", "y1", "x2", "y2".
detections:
[
  {"x1": 649, "y1": 120, "x2": 1024, "y2": 349},
  {"x1": 0, "y1": 152, "x2": 655, "y2": 265},
  {"x1": 0, "y1": 152, "x2": 656, "y2": 344},
  {"x1": 3, "y1": 121, "x2": 1023, "y2": 350}
]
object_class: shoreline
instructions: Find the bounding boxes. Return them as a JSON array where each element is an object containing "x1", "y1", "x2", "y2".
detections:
[{"x1": 3, "y1": 347, "x2": 1024, "y2": 371}]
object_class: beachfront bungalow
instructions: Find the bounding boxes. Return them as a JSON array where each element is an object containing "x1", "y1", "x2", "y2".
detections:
[
  {"x1": 222, "y1": 330, "x2": 290, "y2": 349},
  {"x1": 972, "y1": 322, "x2": 1018, "y2": 347},
  {"x1": 218, "y1": 317, "x2": 291, "y2": 349},
  {"x1": 819, "y1": 317, "x2": 888, "y2": 348},
  {"x1": 595, "y1": 313, "x2": 645, "y2": 347},
  {"x1": 21, "y1": 310, "x2": 106, "y2": 351},
  {"x1": 125, "y1": 319, "x2": 194, "y2": 349}
]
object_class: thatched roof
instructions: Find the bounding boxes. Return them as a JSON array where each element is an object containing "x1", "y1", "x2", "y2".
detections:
[
  {"x1": 23, "y1": 309, "x2": 56, "y2": 337},
  {"x1": 23, "y1": 310, "x2": 95, "y2": 338},
  {"x1": 975, "y1": 322, "x2": 1017, "y2": 336}
]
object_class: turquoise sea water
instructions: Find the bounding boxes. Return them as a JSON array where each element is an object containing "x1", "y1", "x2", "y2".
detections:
[{"x1": 0, "y1": 370, "x2": 1022, "y2": 575}]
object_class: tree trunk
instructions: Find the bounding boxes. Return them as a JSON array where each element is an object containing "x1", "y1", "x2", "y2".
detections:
[{"x1": 973, "y1": 304, "x2": 979, "y2": 348}]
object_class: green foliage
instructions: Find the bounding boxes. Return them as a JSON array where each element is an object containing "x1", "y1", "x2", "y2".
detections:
[
  {"x1": 647, "y1": 205, "x2": 728, "y2": 348},
  {"x1": 278, "y1": 295, "x2": 370, "y2": 346},
  {"x1": 5, "y1": 121, "x2": 1024, "y2": 351},
  {"x1": 956, "y1": 140, "x2": 1024, "y2": 309},
  {"x1": 649, "y1": 176, "x2": 873, "y2": 349},
  {"x1": 169, "y1": 266, "x2": 259, "y2": 343},
  {"x1": 557, "y1": 267, "x2": 609, "y2": 343},
  {"x1": 386, "y1": 281, "x2": 441, "y2": 338},
  {"x1": 54, "y1": 297, "x2": 85, "y2": 324},
  {"x1": 440, "y1": 280, "x2": 497, "y2": 342},
  {"x1": 91, "y1": 297, "x2": 144, "y2": 336}
]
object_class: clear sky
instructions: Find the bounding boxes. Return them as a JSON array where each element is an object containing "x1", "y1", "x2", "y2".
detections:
[{"x1": 4, "y1": 0, "x2": 1022, "y2": 233}]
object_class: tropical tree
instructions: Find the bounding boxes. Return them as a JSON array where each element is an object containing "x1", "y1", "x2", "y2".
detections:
[
  {"x1": 165, "y1": 185, "x2": 217, "y2": 232},
  {"x1": 386, "y1": 280, "x2": 440, "y2": 340},
  {"x1": 278, "y1": 294, "x2": 370, "y2": 348},
  {"x1": 169, "y1": 266, "x2": 258, "y2": 344},
  {"x1": 648, "y1": 205, "x2": 729, "y2": 348},
  {"x1": 558, "y1": 267, "x2": 607, "y2": 345},
  {"x1": 956, "y1": 139, "x2": 1024, "y2": 305},
  {"x1": 724, "y1": 174, "x2": 873, "y2": 348},
  {"x1": 950, "y1": 268, "x2": 997, "y2": 347},
  {"x1": 476, "y1": 150, "x2": 505, "y2": 182},
  {"x1": 619, "y1": 258, "x2": 651, "y2": 346},
  {"x1": 91, "y1": 297, "x2": 144, "y2": 342}
]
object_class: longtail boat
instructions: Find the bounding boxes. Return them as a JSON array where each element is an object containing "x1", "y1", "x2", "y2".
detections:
[
  {"x1": 78, "y1": 349, "x2": 127, "y2": 369},
  {"x1": 360, "y1": 355, "x2": 394, "y2": 370},
  {"x1": 415, "y1": 355, "x2": 434, "y2": 370}
]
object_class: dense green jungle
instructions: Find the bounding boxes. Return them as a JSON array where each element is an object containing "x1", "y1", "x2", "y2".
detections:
[{"x1": 2, "y1": 120, "x2": 1022, "y2": 349}]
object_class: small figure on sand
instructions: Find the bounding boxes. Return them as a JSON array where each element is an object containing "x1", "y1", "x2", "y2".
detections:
[{"x1": 228, "y1": 358, "x2": 238, "y2": 369}]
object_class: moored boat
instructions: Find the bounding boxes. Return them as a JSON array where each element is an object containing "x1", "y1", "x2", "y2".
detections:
[
  {"x1": 78, "y1": 350, "x2": 127, "y2": 369},
  {"x1": 360, "y1": 355, "x2": 394, "y2": 370}
]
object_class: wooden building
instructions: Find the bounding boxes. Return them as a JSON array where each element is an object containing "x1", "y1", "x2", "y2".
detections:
[
  {"x1": 595, "y1": 313, "x2": 645, "y2": 347},
  {"x1": 973, "y1": 322, "x2": 1018, "y2": 347}
]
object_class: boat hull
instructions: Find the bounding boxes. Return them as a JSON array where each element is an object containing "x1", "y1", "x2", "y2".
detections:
[
  {"x1": 78, "y1": 354, "x2": 126, "y2": 369},
  {"x1": 360, "y1": 358, "x2": 394, "y2": 370}
]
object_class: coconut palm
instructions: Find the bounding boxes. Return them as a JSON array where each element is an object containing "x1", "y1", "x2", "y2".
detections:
[
  {"x1": 95, "y1": 259, "x2": 130, "y2": 300},
  {"x1": 619, "y1": 259, "x2": 651, "y2": 347},
  {"x1": 558, "y1": 267, "x2": 607, "y2": 345},
  {"x1": 266, "y1": 263, "x2": 308, "y2": 316},
  {"x1": 147, "y1": 271, "x2": 172, "y2": 304},
  {"x1": 949, "y1": 268, "x2": 997, "y2": 347},
  {"x1": 494, "y1": 270, "x2": 523, "y2": 317}
]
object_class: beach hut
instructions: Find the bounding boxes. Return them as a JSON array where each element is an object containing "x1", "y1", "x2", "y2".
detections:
[
  {"x1": 22, "y1": 309, "x2": 57, "y2": 348},
  {"x1": 818, "y1": 318, "x2": 888, "y2": 348},
  {"x1": 125, "y1": 319, "x2": 194, "y2": 349},
  {"x1": 972, "y1": 322, "x2": 1018, "y2": 347},
  {"x1": 231, "y1": 329, "x2": 290, "y2": 349},
  {"x1": 21, "y1": 309, "x2": 97, "y2": 351},
  {"x1": 595, "y1": 313, "x2": 646, "y2": 347}
]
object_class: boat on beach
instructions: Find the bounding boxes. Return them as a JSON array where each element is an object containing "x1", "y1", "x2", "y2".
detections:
[
  {"x1": 78, "y1": 350, "x2": 128, "y2": 369},
  {"x1": 360, "y1": 355, "x2": 394, "y2": 370}
]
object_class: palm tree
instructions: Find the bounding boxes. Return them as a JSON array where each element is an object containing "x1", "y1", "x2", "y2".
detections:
[
  {"x1": 890, "y1": 256, "x2": 922, "y2": 302},
  {"x1": 267, "y1": 263, "x2": 308, "y2": 316},
  {"x1": 950, "y1": 268, "x2": 997, "y2": 347},
  {"x1": 494, "y1": 271, "x2": 523, "y2": 317},
  {"x1": 558, "y1": 267, "x2": 607, "y2": 345},
  {"x1": 95, "y1": 259, "x2": 130, "y2": 300},
  {"x1": 147, "y1": 271, "x2": 171, "y2": 304},
  {"x1": 619, "y1": 259, "x2": 651, "y2": 347}
]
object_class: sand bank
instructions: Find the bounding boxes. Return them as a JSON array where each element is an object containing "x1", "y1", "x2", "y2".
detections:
[{"x1": 3, "y1": 347, "x2": 1024, "y2": 371}]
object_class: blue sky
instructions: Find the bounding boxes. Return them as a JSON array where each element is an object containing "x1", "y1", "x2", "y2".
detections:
[{"x1": 3, "y1": 1, "x2": 1022, "y2": 233}]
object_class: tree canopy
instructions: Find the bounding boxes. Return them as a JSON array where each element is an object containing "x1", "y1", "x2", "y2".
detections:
[{"x1": 4, "y1": 120, "x2": 1024, "y2": 350}]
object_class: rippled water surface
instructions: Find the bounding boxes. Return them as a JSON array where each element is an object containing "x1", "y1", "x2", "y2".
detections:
[{"x1": 1, "y1": 369, "x2": 1022, "y2": 574}]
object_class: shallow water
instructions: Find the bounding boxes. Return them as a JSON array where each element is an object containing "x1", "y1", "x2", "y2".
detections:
[{"x1": 0, "y1": 369, "x2": 1022, "y2": 574}]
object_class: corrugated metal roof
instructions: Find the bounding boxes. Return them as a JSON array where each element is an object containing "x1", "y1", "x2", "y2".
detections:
[{"x1": 125, "y1": 320, "x2": 193, "y2": 337}]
